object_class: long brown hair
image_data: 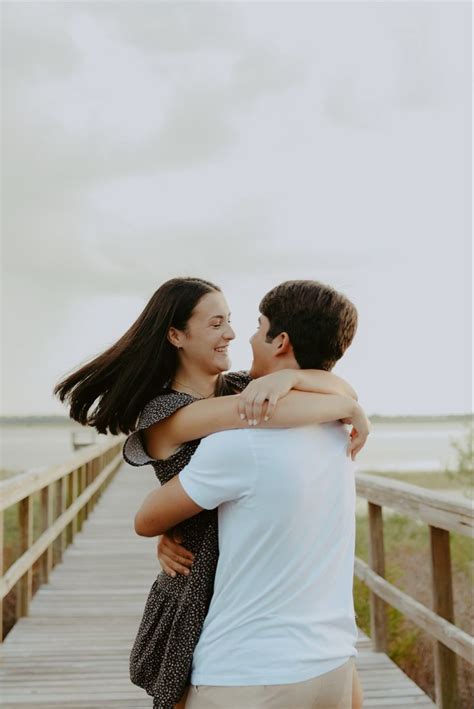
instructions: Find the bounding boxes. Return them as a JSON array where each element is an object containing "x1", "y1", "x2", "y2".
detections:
[{"x1": 54, "y1": 277, "x2": 225, "y2": 435}]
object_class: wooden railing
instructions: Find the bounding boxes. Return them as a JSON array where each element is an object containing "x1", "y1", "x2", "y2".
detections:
[
  {"x1": 0, "y1": 436, "x2": 125, "y2": 641},
  {"x1": 355, "y1": 472, "x2": 474, "y2": 709}
]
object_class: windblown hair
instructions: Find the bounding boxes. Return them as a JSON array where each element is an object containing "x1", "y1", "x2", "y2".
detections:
[
  {"x1": 260, "y1": 280, "x2": 358, "y2": 370},
  {"x1": 54, "y1": 277, "x2": 228, "y2": 435}
]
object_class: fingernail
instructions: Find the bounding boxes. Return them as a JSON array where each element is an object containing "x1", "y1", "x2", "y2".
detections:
[
  {"x1": 171, "y1": 572, "x2": 176, "y2": 578},
  {"x1": 264, "y1": 416, "x2": 269, "y2": 422},
  {"x1": 184, "y1": 570, "x2": 190, "y2": 576},
  {"x1": 239, "y1": 413, "x2": 245, "y2": 420}
]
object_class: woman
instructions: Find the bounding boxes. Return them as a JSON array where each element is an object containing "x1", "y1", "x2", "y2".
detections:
[{"x1": 55, "y1": 277, "x2": 367, "y2": 709}]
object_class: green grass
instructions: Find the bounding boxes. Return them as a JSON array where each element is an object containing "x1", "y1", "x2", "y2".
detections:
[
  {"x1": 354, "y1": 513, "x2": 473, "y2": 706},
  {"x1": 362, "y1": 469, "x2": 468, "y2": 490}
]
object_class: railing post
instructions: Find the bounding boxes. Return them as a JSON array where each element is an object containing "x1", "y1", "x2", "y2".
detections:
[
  {"x1": 430, "y1": 525, "x2": 459, "y2": 709},
  {"x1": 0, "y1": 509, "x2": 3, "y2": 641},
  {"x1": 71, "y1": 468, "x2": 79, "y2": 538},
  {"x1": 367, "y1": 502, "x2": 388, "y2": 652},
  {"x1": 85, "y1": 461, "x2": 92, "y2": 516},
  {"x1": 40, "y1": 485, "x2": 54, "y2": 583},
  {"x1": 16, "y1": 496, "x2": 33, "y2": 618},
  {"x1": 78, "y1": 465, "x2": 87, "y2": 529},
  {"x1": 58, "y1": 477, "x2": 67, "y2": 558}
]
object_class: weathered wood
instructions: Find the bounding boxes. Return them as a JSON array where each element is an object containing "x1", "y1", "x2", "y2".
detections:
[
  {"x1": 356, "y1": 472, "x2": 473, "y2": 537},
  {"x1": 58, "y1": 477, "x2": 67, "y2": 558},
  {"x1": 85, "y1": 462, "x2": 92, "y2": 516},
  {"x1": 354, "y1": 557, "x2": 474, "y2": 663},
  {"x1": 0, "y1": 454, "x2": 123, "y2": 600},
  {"x1": 0, "y1": 509, "x2": 3, "y2": 640},
  {"x1": 0, "y1": 438, "x2": 125, "y2": 511},
  {"x1": 0, "y1": 463, "x2": 436, "y2": 707},
  {"x1": 40, "y1": 486, "x2": 54, "y2": 584},
  {"x1": 78, "y1": 465, "x2": 87, "y2": 530},
  {"x1": 430, "y1": 526, "x2": 459, "y2": 709},
  {"x1": 368, "y1": 502, "x2": 387, "y2": 652},
  {"x1": 16, "y1": 496, "x2": 33, "y2": 618}
]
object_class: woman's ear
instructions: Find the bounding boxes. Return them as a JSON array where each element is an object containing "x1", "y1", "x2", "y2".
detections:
[{"x1": 167, "y1": 327, "x2": 181, "y2": 349}]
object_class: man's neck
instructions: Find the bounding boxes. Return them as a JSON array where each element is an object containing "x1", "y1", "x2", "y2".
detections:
[{"x1": 260, "y1": 356, "x2": 300, "y2": 377}]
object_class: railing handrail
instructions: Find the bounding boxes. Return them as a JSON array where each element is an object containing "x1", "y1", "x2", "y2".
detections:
[
  {"x1": 0, "y1": 436, "x2": 125, "y2": 511},
  {"x1": 354, "y1": 470, "x2": 473, "y2": 707},
  {"x1": 1, "y1": 436, "x2": 125, "y2": 642},
  {"x1": 355, "y1": 471, "x2": 473, "y2": 537}
]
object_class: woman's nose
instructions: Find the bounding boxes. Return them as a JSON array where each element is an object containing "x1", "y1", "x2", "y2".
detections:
[{"x1": 225, "y1": 325, "x2": 236, "y2": 340}]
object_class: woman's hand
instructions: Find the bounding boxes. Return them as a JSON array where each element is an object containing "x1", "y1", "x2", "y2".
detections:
[
  {"x1": 341, "y1": 403, "x2": 371, "y2": 460},
  {"x1": 157, "y1": 529, "x2": 194, "y2": 577},
  {"x1": 237, "y1": 370, "x2": 297, "y2": 425}
]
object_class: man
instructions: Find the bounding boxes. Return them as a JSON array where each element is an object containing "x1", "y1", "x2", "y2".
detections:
[{"x1": 135, "y1": 280, "x2": 367, "y2": 708}]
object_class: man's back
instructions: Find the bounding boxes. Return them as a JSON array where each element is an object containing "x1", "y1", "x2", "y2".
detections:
[{"x1": 179, "y1": 423, "x2": 358, "y2": 686}]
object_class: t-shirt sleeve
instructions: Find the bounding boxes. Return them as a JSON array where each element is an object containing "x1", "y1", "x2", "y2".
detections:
[
  {"x1": 179, "y1": 430, "x2": 254, "y2": 510},
  {"x1": 224, "y1": 370, "x2": 253, "y2": 392},
  {"x1": 123, "y1": 392, "x2": 194, "y2": 467}
]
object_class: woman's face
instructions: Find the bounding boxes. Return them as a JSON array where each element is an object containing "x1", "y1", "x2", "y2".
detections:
[{"x1": 175, "y1": 291, "x2": 235, "y2": 374}]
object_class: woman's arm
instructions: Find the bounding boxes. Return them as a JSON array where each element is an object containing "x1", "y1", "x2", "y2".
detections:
[
  {"x1": 143, "y1": 391, "x2": 364, "y2": 460},
  {"x1": 237, "y1": 369, "x2": 357, "y2": 424}
]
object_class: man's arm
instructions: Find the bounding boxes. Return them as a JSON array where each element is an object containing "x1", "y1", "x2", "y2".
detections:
[{"x1": 134, "y1": 476, "x2": 203, "y2": 537}]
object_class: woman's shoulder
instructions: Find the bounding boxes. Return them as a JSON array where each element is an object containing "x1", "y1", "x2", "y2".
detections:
[
  {"x1": 138, "y1": 390, "x2": 195, "y2": 429},
  {"x1": 223, "y1": 370, "x2": 253, "y2": 392},
  {"x1": 123, "y1": 390, "x2": 195, "y2": 468}
]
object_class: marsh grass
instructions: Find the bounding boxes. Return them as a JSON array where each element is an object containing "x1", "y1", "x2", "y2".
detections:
[{"x1": 354, "y1": 513, "x2": 473, "y2": 707}]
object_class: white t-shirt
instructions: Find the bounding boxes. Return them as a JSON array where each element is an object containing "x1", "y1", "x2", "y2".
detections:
[{"x1": 179, "y1": 423, "x2": 358, "y2": 686}]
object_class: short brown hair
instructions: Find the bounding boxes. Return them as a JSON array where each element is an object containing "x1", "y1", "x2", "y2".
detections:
[{"x1": 259, "y1": 280, "x2": 358, "y2": 370}]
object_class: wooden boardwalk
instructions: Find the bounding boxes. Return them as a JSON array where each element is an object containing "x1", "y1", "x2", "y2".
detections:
[{"x1": 1, "y1": 462, "x2": 436, "y2": 708}]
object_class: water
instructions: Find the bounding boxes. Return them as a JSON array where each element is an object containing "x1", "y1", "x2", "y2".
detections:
[
  {"x1": 0, "y1": 423, "x2": 109, "y2": 477},
  {"x1": 0, "y1": 419, "x2": 470, "y2": 478},
  {"x1": 355, "y1": 421, "x2": 470, "y2": 473}
]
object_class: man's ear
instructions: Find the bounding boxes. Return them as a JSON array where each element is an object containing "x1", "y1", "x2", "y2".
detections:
[{"x1": 274, "y1": 332, "x2": 292, "y2": 356}]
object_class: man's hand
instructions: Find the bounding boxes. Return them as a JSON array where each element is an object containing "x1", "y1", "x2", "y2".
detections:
[
  {"x1": 237, "y1": 370, "x2": 296, "y2": 425},
  {"x1": 341, "y1": 403, "x2": 371, "y2": 461},
  {"x1": 157, "y1": 529, "x2": 195, "y2": 577}
]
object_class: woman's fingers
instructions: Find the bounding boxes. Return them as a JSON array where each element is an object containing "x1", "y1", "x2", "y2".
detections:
[
  {"x1": 348, "y1": 428, "x2": 368, "y2": 460},
  {"x1": 157, "y1": 548, "x2": 193, "y2": 576},
  {"x1": 263, "y1": 394, "x2": 278, "y2": 422},
  {"x1": 251, "y1": 393, "x2": 269, "y2": 425},
  {"x1": 159, "y1": 556, "x2": 191, "y2": 577},
  {"x1": 157, "y1": 534, "x2": 194, "y2": 562}
]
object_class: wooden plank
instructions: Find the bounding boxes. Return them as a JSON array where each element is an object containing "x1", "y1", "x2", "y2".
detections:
[
  {"x1": 354, "y1": 557, "x2": 474, "y2": 663},
  {"x1": 0, "y1": 438, "x2": 125, "y2": 511},
  {"x1": 0, "y1": 508, "x2": 3, "y2": 640},
  {"x1": 430, "y1": 526, "x2": 459, "y2": 708},
  {"x1": 356, "y1": 472, "x2": 473, "y2": 537},
  {"x1": 40, "y1": 486, "x2": 54, "y2": 584},
  {"x1": 368, "y1": 502, "x2": 387, "y2": 651},
  {"x1": 16, "y1": 496, "x2": 33, "y2": 618},
  {"x1": 0, "y1": 455, "x2": 123, "y2": 599},
  {"x1": 0, "y1": 463, "x2": 436, "y2": 707}
]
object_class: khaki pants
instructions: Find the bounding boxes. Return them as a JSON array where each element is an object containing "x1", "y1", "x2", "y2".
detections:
[{"x1": 185, "y1": 657, "x2": 355, "y2": 709}]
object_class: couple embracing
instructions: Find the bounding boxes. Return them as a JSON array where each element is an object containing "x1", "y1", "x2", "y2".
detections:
[{"x1": 56, "y1": 277, "x2": 369, "y2": 709}]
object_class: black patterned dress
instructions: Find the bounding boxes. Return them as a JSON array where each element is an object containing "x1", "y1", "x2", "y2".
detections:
[{"x1": 123, "y1": 371, "x2": 252, "y2": 709}]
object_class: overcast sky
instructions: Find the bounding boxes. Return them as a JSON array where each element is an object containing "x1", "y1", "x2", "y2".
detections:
[{"x1": 2, "y1": 1, "x2": 471, "y2": 417}]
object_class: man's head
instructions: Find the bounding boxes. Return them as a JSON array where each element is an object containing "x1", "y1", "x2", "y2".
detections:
[{"x1": 249, "y1": 280, "x2": 358, "y2": 377}]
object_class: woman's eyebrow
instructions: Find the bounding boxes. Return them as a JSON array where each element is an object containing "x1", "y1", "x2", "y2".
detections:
[{"x1": 208, "y1": 313, "x2": 231, "y2": 321}]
